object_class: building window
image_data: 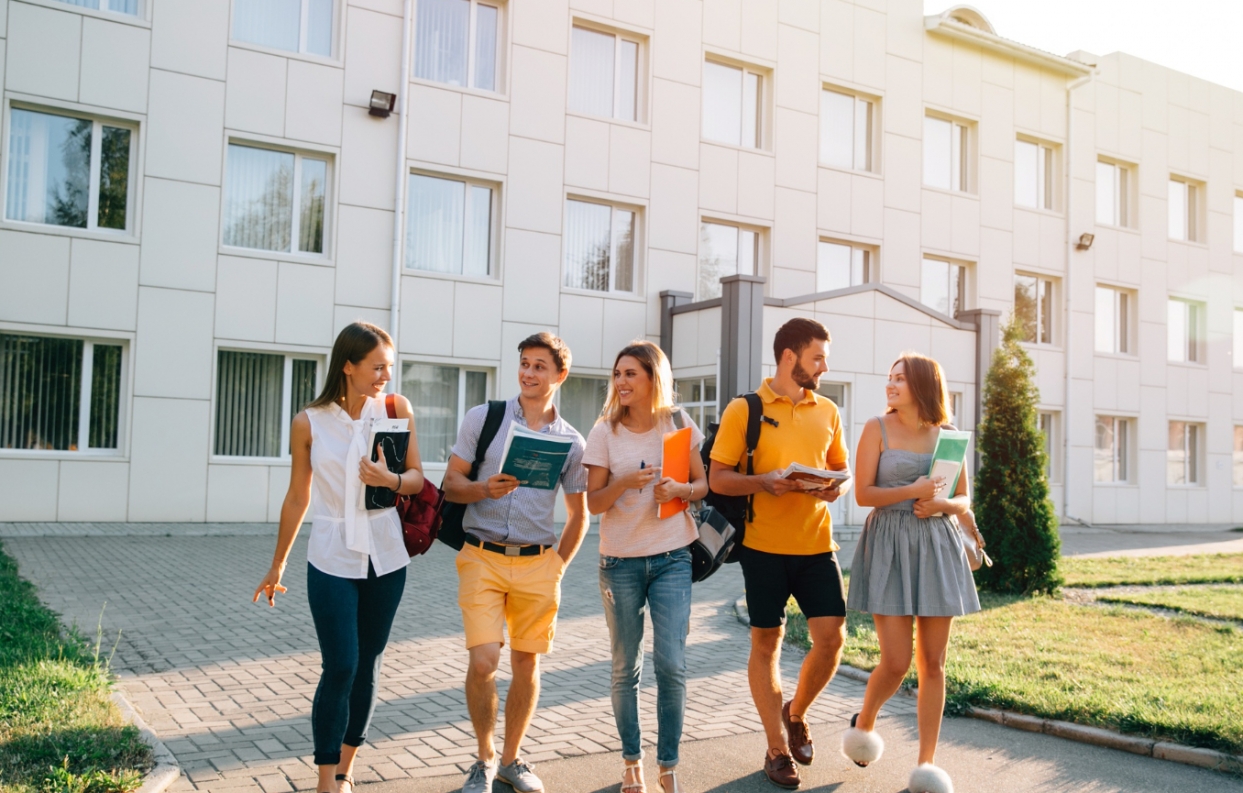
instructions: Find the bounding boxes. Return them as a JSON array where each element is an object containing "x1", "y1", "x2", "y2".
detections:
[
  {"x1": 400, "y1": 362, "x2": 490, "y2": 464},
  {"x1": 1039, "y1": 411, "x2": 1060, "y2": 482},
  {"x1": 1168, "y1": 178, "x2": 1201, "y2": 242},
  {"x1": 699, "y1": 221, "x2": 760, "y2": 300},
  {"x1": 1167, "y1": 421, "x2": 1202, "y2": 486},
  {"x1": 817, "y1": 240, "x2": 870, "y2": 292},
  {"x1": 1096, "y1": 159, "x2": 1130, "y2": 227},
  {"x1": 53, "y1": 0, "x2": 138, "y2": 15},
  {"x1": 5, "y1": 108, "x2": 134, "y2": 232},
  {"x1": 558, "y1": 375, "x2": 608, "y2": 440},
  {"x1": 223, "y1": 144, "x2": 328, "y2": 255},
  {"x1": 1168, "y1": 299, "x2": 1204, "y2": 364},
  {"x1": 820, "y1": 88, "x2": 872, "y2": 171},
  {"x1": 214, "y1": 351, "x2": 319, "y2": 458},
  {"x1": 703, "y1": 60, "x2": 763, "y2": 149},
  {"x1": 569, "y1": 25, "x2": 641, "y2": 122},
  {"x1": 1015, "y1": 139, "x2": 1054, "y2": 210},
  {"x1": 675, "y1": 376, "x2": 718, "y2": 430},
  {"x1": 406, "y1": 172, "x2": 493, "y2": 276},
  {"x1": 921, "y1": 257, "x2": 965, "y2": 318},
  {"x1": 414, "y1": 0, "x2": 500, "y2": 92},
  {"x1": 1014, "y1": 273, "x2": 1055, "y2": 345},
  {"x1": 1095, "y1": 286, "x2": 1131, "y2": 355},
  {"x1": 1235, "y1": 309, "x2": 1243, "y2": 369},
  {"x1": 1094, "y1": 416, "x2": 1129, "y2": 483},
  {"x1": 564, "y1": 199, "x2": 636, "y2": 293},
  {"x1": 923, "y1": 115, "x2": 969, "y2": 192},
  {"x1": 1234, "y1": 426, "x2": 1243, "y2": 487},
  {"x1": 232, "y1": 0, "x2": 334, "y2": 57},
  {"x1": 948, "y1": 391, "x2": 963, "y2": 426},
  {"x1": 0, "y1": 333, "x2": 123, "y2": 453},
  {"x1": 1235, "y1": 194, "x2": 1243, "y2": 253}
]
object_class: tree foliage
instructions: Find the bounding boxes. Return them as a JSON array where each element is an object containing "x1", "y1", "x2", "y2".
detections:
[{"x1": 974, "y1": 317, "x2": 1062, "y2": 593}]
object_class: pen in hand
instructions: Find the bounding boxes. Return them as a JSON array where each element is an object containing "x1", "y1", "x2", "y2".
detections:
[{"x1": 639, "y1": 460, "x2": 645, "y2": 490}]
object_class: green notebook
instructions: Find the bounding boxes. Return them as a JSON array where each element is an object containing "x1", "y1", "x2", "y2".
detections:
[{"x1": 928, "y1": 429, "x2": 972, "y2": 501}]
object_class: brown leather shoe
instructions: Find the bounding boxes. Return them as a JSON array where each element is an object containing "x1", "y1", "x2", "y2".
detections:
[
  {"x1": 783, "y1": 701, "x2": 814, "y2": 766},
  {"x1": 763, "y1": 749, "x2": 800, "y2": 789}
]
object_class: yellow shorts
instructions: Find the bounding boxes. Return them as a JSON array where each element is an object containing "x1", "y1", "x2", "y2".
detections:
[{"x1": 456, "y1": 542, "x2": 566, "y2": 654}]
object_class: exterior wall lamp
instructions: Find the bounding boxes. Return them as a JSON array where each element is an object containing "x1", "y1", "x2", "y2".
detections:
[
  {"x1": 369, "y1": 90, "x2": 397, "y2": 118},
  {"x1": 1075, "y1": 232, "x2": 1095, "y2": 250}
]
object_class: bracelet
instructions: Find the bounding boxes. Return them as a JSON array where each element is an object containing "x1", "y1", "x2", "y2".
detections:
[{"x1": 395, "y1": 472, "x2": 402, "y2": 492}]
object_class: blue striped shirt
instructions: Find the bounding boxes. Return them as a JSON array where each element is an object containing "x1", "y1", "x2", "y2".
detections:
[{"x1": 450, "y1": 397, "x2": 588, "y2": 546}]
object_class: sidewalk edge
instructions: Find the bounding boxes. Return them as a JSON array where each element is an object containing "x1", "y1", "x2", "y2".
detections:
[
  {"x1": 111, "y1": 688, "x2": 182, "y2": 793},
  {"x1": 731, "y1": 595, "x2": 1243, "y2": 776}
]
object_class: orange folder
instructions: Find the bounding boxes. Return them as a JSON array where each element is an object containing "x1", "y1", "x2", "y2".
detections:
[{"x1": 658, "y1": 426, "x2": 693, "y2": 519}]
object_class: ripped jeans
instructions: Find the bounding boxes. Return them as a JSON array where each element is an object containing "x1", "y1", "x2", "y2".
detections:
[{"x1": 598, "y1": 547, "x2": 693, "y2": 767}]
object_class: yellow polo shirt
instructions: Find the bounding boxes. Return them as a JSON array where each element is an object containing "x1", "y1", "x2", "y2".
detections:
[{"x1": 709, "y1": 379, "x2": 849, "y2": 555}]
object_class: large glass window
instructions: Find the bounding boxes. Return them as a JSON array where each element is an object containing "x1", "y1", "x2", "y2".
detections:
[
  {"x1": 569, "y1": 26, "x2": 640, "y2": 122},
  {"x1": 923, "y1": 115, "x2": 969, "y2": 192},
  {"x1": 674, "y1": 376, "x2": 718, "y2": 431},
  {"x1": 920, "y1": 257, "x2": 965, "y2": 318},
  {"x1": 1167, "y1": 421, "x2": 1202, "y2": 486},
  {"x1": 5, "y1": 108, "x2": 133, "y2": 232},
  {"x1": 1096, "y1": 160, "x2": 1129, "y2": 227},
  {"x1": 1094, "y1": 416, "x2": 1129, "y2": 483},
  {"x1": 816, "y1": 240, "x2": 869, "y2": 292},
  {"x1": 223, "y1": 144, "x2": 328, "y2": 255},
  {"x1": 1169, "y1": 178, "x2": 1199, "y2": 242},
  {"x1": 400, "y1": 363, "x2": 489, "y2": 463},
  {"x1": 54, "y1": 0, "x2": 139, "y2": 15},
  {"x1": 1095, "y1": 286, "x2": 1131, "y2": 355},
  {"x1": 558, "y1": 375, "x2": 607, "y2": 440},
  {"x1": 703, "y1": 60, "x2": 762, "y2": 148},
  {"x1": 1168, "y1": 299, "x2": 1203, "y2": 363},
  {"x1": 414, "y1": 0, "x2": 500, "y2": 92},
  {"x1": 406, "y1": 173, "x2": 493, "y2": 276},
  {"x1": 1014, "y1": 273, "x2": 1054, "y2": 345},
  {"x1": 214, "y1": 351, "x2": 319, "y2": 458},
  {"x1": 698, "y1": 221, "x2": 759, "y2": 300},
  {"x1": 564, "y1": 199, "x2": 636, "y2": 293},
  {"x1": 233, "y1": 0, "x2": 334, "y2": 57},
  {"x1": 0, "y1": 334, "x2": 123, "y2": 453},
  {"x1": 820, "y1": 88, "x2": 871, "y2": 171},
  {"x1": 1015, "y1": 139, "x2": 1054, "y2": 210}
]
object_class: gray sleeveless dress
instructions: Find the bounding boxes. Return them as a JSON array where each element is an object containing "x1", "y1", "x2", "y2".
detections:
[{"x1": 846, "y1": 418, "x2": 981, "y2": 617}]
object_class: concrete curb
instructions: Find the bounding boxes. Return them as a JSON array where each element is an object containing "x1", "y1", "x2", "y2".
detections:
[
  {"x1": 732, "y1": 595, "x2": 1243, "y2": 776},
  {"x1": 111, "y1": 689, "x2": 181, "y2": 793}
]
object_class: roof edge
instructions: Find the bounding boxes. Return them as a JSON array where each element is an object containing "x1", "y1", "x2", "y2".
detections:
[{"x1": 925, "y1": 14, "x2": 1095, "y2": 77}]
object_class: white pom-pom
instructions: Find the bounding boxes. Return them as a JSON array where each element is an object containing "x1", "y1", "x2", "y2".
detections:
[
  {"x1": 907, "y1": 763, "x2": 954, "y2": 793},
  {"x1": 840, "y1": 727, "x2": 884, "y2": 765}
]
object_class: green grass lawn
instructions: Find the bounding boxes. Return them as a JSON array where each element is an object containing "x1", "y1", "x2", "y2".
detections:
[
  {"x1": 1098, "y1": 585, "x2": 1243, "y2": 622},
  {"x1": 0, "y1": 541, "x2": 151, "y2": 793},
  {"x1": 1060, "y1": 553, "x2": 1243, "y2": 588},
  {"x1": 784, "y1": 560, "x2": 1243, "y2": 754}
]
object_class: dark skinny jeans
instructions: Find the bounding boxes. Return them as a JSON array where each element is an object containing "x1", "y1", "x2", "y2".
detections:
[{"x1": 306, "y1": 561, "x2": 406, "y2": 766}]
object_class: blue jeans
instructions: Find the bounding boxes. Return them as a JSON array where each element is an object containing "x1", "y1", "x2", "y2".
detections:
[
  {"x1": 598, "y1": 547, "x2": 692, "y2": 767},
  {"x1": 306, "y1": 561, "x2": 406, "y2": 766}
]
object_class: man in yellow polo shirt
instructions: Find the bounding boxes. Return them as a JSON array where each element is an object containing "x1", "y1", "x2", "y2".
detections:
[{"x1": 709, "y1": 317, "x2": 850, "y2": 790}]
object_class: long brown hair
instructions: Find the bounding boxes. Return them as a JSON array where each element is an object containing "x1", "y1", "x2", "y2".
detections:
[
  {"x1": 886, "y1": 352, "x2": 950, "y2": 426},
  {"x1": 601, "y1": 340, "x2": 676, "y2": 431},
  {"x1": 307, "y1": 322, "x2": 393, "y2": 409}
]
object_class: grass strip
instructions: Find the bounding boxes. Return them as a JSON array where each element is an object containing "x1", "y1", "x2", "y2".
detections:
[
  {"x1": 1060, "y1": 553, "x2": 1243, "y2": 588},
  {"x1": 0, "y1": 540, "x2": 151, "y2": 793},
  {"x1": 786, "y1": 589, "x2": 1243, "y2": 754},
  {"x1": 1098, "y1": 585, "x2": 1243, "y2": 622}
]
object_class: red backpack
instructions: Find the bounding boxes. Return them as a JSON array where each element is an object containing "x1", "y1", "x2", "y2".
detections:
[{"x1": 385, "y1": 394, "x2": 444, "y2": 556}]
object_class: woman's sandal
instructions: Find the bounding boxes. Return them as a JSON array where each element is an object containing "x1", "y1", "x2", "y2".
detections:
[
  {"x1": 335, "y1": 773, "x2": 355, "y2": 793},
  {"x1": 658, "y1": 767, "x2": 682, "y2": 793},
  {"x1": 840, "y1": 712, "x2": 885, "y2": 768},
  {"x1": 622, "y1": 761, "x2": 646, "y2": 793}
]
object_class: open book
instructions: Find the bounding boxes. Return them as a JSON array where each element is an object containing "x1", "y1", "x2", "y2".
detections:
[
  {"x1": 779, "y1": 462, "x2": 851, "y2": 490},
  {"x1": 498, "y1": 422, "x2": 574, "y2": 490},
  {"x1": 361, "y1": 418, "x2": 409, "y2": 510}
]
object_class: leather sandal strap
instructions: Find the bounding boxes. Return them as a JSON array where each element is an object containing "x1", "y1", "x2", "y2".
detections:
[
  {"x1": 622, "y1": 762, "x2": 645, "y2": 793},
  {"x1": 335, "y1": 774, "x2": 354, "y2": 790}
]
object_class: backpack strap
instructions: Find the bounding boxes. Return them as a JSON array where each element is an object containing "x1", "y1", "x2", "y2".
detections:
[
  {"x1": 671, "y1": 408, "x2": 685, "y2": 430},
  {"x1": 385, "y1": 393, "x2": 398, "y2": 419},
  {"x1": 742, "y1": 392, "x2": 764, "y2": 524},
  {"x1": 468, "y1": 400, "x2": 508, "y2": 481}
]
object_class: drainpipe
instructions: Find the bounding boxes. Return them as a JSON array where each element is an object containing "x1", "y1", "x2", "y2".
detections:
[
  {"x1": 388, "y1": 0, "x2": 415, "y2": 391},
  {"x1": 1062, "y1": 71, "x2": 1093, "y2": 525}
]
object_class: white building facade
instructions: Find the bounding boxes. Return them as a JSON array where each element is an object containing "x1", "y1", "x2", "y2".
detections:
[{"x1": 1, "y1": 0, "x2": 1242, "y2": 526}]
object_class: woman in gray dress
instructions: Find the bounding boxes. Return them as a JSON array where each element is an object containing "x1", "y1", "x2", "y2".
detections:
[{"x1": 840, "y1": 352, "x2": 981, "y2": 793}]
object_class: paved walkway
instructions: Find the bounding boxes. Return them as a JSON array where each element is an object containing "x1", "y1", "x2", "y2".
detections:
[{"x1": 2, "y1": 523, "x2": 1240, "y2": 793}]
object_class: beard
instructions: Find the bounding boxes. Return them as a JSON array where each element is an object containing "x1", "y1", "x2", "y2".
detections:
[{"x1": 792, "y1": 361, "x2": 820, "y2": 391}]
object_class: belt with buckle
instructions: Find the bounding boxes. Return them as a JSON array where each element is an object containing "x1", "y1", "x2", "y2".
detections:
[{"x1": 464, "y1": 533, "x2": 550, "y2": 557}]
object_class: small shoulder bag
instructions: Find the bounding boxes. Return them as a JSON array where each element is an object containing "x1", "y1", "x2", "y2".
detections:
[{"x1": 384, "y1": 394, "x2": 444, "y2": 557}]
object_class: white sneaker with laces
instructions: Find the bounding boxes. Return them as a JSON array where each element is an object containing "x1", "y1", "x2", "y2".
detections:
[
  {"x1": 497, "y1": 757, "x2": 544, "y2": 793},
  {"x1": 462, "y1": 759, "x2": 498, "y2": 793}
]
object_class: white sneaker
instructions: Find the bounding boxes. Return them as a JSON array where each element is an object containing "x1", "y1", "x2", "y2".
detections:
[
  {"x1": 497, "y1": 757, "x2": 544, "y2": 792},
  {"x1": 462, "y1": 759, "x2": 498, "y2": 793}
]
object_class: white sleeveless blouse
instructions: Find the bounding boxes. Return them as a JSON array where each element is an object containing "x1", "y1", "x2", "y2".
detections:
[{"x1": 304, "y1": 397, "x2": 410, "y2": 579}]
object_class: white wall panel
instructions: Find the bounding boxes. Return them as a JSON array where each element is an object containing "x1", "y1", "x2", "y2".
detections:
[
  {"x1": 57, "y1": 460, "x2": 128, "y2": 522},
  {"x1": 68, "y1": 239, "x2": 139, "y2": 331},
  {"x1": 506, "y1": 138, "x2": 565, "y2": 234},
  {"x1": 775, "y1": 23, "x2": 818, "y2": 114},
  {"x1": 460, "y1": 95, "x2": 509, "y2": 174},
  {"x1": 698, "y1": 144, "x2": 738, "y2": 214},
  {"x1": 146, "y1": 70, "x2": 226, "y2": 185},
  {"x1": 225, "y1": 48, "x2": 288, "y2": 137},
  {"x1": 133, "y1": 287, "x2": 214, "y2": 399},
  {"x1": 511, "y1": 0, "x2": 569, "y2": 55},
  {"x1": 150, "y1": 0, "x2": 229, "y2": 80},
  {"x1": 215, "y1": 256, "x2": 277, "y2": 342},
  {"x1": 79, "y1": 17, "x2": 150, "y2": 112},
  {"x1": 651, "y1": 78, "x2": 700, "y2": 169},
  {"x1": 407, "y1": 84, "x2": 461, "y2": 166},
  {"x1": 453, "y1": 282, "x2": 503, "y2": 359},
  {"x1": 5, "y1": 3, "x2": 79, "y2": 101},
  {"x1": 276, "y1": 262, "x2": 335, "y2": 347},
  {"x1": 774, "y1": 108, "x2": 817, "y2": 191},
  {"x1": 564, "y1": 115, "x2": 610, "y2": 190},
  {"x1": 340, "y1": 108, "x2": 398, "y2": 210},
  {"x1": 653, "y1": 0, "x2": 702, "y2": 84},
  {"x1": 558, "y1": 293, "x2": 604, "y2": 370},
  {"x1": 648, "y1": 164, "x2": 698, "y2": 254},
  {"x1": 286, "y1": 60, "x2": 344, "y2": 145},
  {"x1": 206, "y1": 464, "x2": 270, "y2": 521},
  {"x1": 138, "y1": 178, "x2": 220, "y2": 292},
  {"x1": 334, "y1": 205, "x2": 393, "y2": 308},
  {"x1": 510, "y1": 46, "x2": 566, "y2": 144},
  {"x1": 739, "y1": 0, "x2": 777, "y2": 61},
  {"x1": 0, "y1": 459, "x2": 58, "y2": 521},
  {"x1": 0, "y1": 230, "x2": 70, "y2": 325},
  {"x1": 601, "y1": 298, "x2": 647, "y2": 363},
  {"x1": 127, "y1": 397, "x2": 209, "y2": 521},
  {"x1": 400, "y1": 275, "x2": 453, "y2": 355},
  {"x1": 609, "y1": 125, "x2": 652, "y2": 198},
  {"x1": 500, "y1": 228, "x2": 562, "y2": 324}
]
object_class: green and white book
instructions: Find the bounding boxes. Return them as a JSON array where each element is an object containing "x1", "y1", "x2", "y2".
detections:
[
  {"x1": 498, "y1": 422, "x2": 574, "y2": 490},
  {"x1": 927, "y1": 429, "x2": 971, "y2": 516}
]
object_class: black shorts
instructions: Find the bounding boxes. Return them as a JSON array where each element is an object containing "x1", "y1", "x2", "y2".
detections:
[{"x1": 739, "y1": 546, "x2": 846, "y2": 629}]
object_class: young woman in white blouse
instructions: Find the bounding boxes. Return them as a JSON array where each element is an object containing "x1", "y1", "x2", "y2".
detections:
[
  {"x1": 583, "y1": 340, "x2": 709, "y2": 793},
  {"x1": 252, "y1": 322, "x2": 424, "y2": 793}
]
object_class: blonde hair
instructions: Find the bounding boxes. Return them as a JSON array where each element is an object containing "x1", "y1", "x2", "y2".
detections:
[
  {"x1": 601, "y1": 340, "x2": 678, "y2": 431},
  {"x1": 886, "y1": 352, "x2": 951, "y2": 426}
]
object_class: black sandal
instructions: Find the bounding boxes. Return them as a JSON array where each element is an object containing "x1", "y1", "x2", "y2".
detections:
[{"x1": 335, "y1": 774, "x2": 355, "y2": 792}]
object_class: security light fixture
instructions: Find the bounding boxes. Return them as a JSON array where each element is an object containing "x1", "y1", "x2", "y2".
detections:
[
  {"x1": 1076, "y1": 232, "x2": 1095, "y2": 250},
  {"x1": 369, "y1": 90, "x2": 397, "y2": 118}
]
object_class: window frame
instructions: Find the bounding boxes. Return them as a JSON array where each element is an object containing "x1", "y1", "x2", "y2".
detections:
[
  {"x1": 568, "y1": 21, "x2": 647, "y2": 124},
  {"x1": 819, "y1": 85, "x2": 876, "y2": 173},
  {"x1": 219, "y1": 139, "x2": 335, "y2": 261},
  {"x1": 1167, "y1": 297, "x2": 1206, "y2": 365},
  {"x1": 1233, "y1": 425, "x2": 1243, "y2": 489},
  {"x1": 1038, "y1": 410, "x2": 1061, "y2": 483},
  {"x1": 1168, "y1": 175, "x2": 1205, "y2": 243},
  {"x1": 920, "y1": 255, "x2": 968, "y2": 319},
  {"x1": 399, "y1": 360, "x2": 494, "y2": 469},
  {"x1": 1014, "y1": 271, "x2": 1057, "y2": 346},
  {"x1": 411, "y1": 0, "x2": 506, "y2": 95},
  {"x1": 562, "y1": 195, "x2": 643, "y2": 296},
  {"x1": 1165, "y1": 420, "x2": 1204, "y2": 488},
  {"x1": 1095, "y1": 158, "x2": 1134, "y2": 229},
  {"x1": 1014, "y1": 137, "x2": 1057, "y2": 211},
  {"x1": 697, "y1": 218, "x2": 766, "y2": 301},
  {"x1": 1094, "y1": 284, "x2": 1135, "y2": 357},
  {"x1": 1093, "y1": 414, "x2": 1132, "y2": 485},
  {"x1": 2, "y1": 103, "x2": 140, "y2": 238},
  {"x1": 404, "y1": 168, "x2": 500, "y2": 279},
  {"x1": 22, "y1": 0, "x2": 147, "y2": 23},
  {"x1": 675, "y1": 375, "x2": 719, "y2": 431},
  {"x1": 923, "y1": 112, "x2": 973, "y2": 194},
  {"x1": 1234, "y1": 308, "x2": 1243, "y2": 371},
  {"x1": 816, "y1": 238, "x2": 873, "y2": 293},
  {"x1": 211, "y1": 347, "x2": 325, "y2": 463},
  {"x1": 701, "y1": 56, "x2": 768, "y2": 151},
  {"x1": 229, "y1": 0, "x2": 339, "y2": 59},
  {"x1": 557, "y1": 373, "x2": 610, "y2": 441}
]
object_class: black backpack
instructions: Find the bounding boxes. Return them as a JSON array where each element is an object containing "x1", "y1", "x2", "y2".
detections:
[
  {"x1": 438, "y1": 400, "x2": 507, "y2": 551},
  {"x1": 701, "y1": 392, "x2": 764, "y2": 564}
]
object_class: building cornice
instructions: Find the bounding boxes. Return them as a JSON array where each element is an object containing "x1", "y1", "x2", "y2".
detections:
[{"x1": 925, "y1": 11, "x2": 1094, "y2": 77}]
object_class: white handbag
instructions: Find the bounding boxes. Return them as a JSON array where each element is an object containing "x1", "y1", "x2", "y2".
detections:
[{"x1": 955, "y1": 517, "x2": 992, "y2": 571}]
